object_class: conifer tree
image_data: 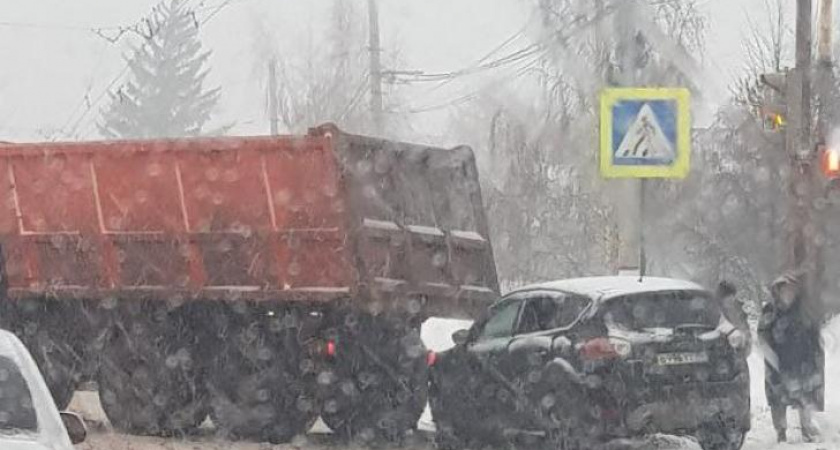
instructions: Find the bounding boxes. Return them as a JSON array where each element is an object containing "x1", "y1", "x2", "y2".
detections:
[{"x1": 99, "y1": 0, "x2": 220, "y2": 139}]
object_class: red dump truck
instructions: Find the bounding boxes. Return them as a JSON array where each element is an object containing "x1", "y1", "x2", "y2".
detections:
[{"x1": 0, "y1": 125, "x2": 498, "y2": 442}]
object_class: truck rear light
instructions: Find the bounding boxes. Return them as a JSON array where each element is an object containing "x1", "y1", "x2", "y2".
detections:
[
  {"x1": 426, "y1": 351, "x2": 437, "y2": 367},
  {"x1": 325, "y1": 340, "x2": 336, "y2": 357},
  {"x1": 580, "y1": 337, "x2": 631, "y2": 361}
]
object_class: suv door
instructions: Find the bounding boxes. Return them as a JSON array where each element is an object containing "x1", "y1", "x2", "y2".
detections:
[
  {"x1": 500, "y1": 291, "x2": 592, "y2": 431},
  {"x1": 432, "y1": 296, "x2": 525, "y2": 439},
  {"x1": 466, "y1": 297, "x2": 525, "y2": 430}
]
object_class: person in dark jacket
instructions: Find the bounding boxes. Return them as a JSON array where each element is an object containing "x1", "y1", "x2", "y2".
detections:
[{"x1": 758, "y1": 273, "x2": 824, "y2": 443}]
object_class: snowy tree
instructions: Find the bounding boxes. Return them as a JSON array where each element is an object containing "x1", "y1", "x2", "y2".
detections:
[
  {"x1": 99, "y1": 0, "x2": 221, "y2": 139},
  {"x1": 645, "y1": 109, "x2": 788, "y2": 318},
  {"x1": 649, "y1": 0, "x2": 840, "y2": 318},
  {"x1": 252, "y1": 0, "x2": 406, "y2": 136},
  {"x1": 445, "y1": 0, "x2": 706, "y2": 286}
]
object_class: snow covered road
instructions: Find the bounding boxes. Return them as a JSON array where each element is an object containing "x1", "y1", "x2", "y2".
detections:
[
  {"x1": 73, "y1": 316, "x2": 840, "y2": 450},
  {"x1": 741, "y1": 315, "x2": 840, "y2": 450}
]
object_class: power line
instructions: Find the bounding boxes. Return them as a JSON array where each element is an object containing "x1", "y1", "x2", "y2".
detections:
[
  {"x1": 402, "y1": 48, "x2": 544, "y2": 114},
  {"x1": 403, "y1": 2, "x2": 626, "y2": 116},
  {"x1": 56, "y1": 45, "x2": 111, "y2": 137},
  {"x1": 386, "y1": 25, "x2": 532, "y2": 87},
  {"x1": 64, "y1": 65, "x2": 131, "y2": 140},
  {"x1": 338, "y1": 74, "x2": 371, "y2": 121},
  {"x1": 0, "y1": 20, "x2": 124, "y2": 31},
  {"x1": 199, "y1": 0, "x2": 240, "y2": 25}
]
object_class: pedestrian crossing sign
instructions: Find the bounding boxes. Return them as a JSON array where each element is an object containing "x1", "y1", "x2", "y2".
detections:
[{"x1": 600, "y1": 88, "x2": 691, "y2": 178}]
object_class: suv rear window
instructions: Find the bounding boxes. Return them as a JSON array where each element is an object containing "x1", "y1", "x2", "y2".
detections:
[{"x1": 603, "y1": 291, "x2": 720, "y2": 331}]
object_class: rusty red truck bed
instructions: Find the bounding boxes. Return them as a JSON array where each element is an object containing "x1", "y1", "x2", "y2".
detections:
[{"x1": 0, "y1": 126, "x2": 498, "y2": 318}]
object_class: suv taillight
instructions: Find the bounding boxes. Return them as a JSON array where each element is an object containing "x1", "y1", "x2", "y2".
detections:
[
  {"x1": 580, "y1": 337, "x2": 631, "y2": 361},
  {"x1": 324, "y1": 339, "x2": 336, "y2": 357},
  {"x1": 426, "y1": 351, "x2": 437, "y2": 367}
]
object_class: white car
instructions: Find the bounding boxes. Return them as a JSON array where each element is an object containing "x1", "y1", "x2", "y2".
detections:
[{"x1": 0, "y1": 328, "x2": 86, "y2": 450}]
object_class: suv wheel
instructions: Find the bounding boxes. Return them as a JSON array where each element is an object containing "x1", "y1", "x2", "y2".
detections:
[
  {"x1": 434, "y1": 420, "x2": 469, "y2": 450},
  {"x1": 695, "y1": 425, "x2": 746, "y2": 450}
]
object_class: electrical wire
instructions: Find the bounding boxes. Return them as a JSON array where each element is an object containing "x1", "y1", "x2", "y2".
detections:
[
  {"x1": 401, "y1": 2, "x2": 624, "y2": 115},
  {"x1": 0, "y1": 21, "x2": 122, "y2": 31},
  {"x1": 66, "y1": 65, "x2": 131, "y2": 140},
  {"x1": 338, "y1": 74, "x2": 371, "y2": 122},
  {"x1": 403, "y1": 48, "x2": 544, "y2": 114}
]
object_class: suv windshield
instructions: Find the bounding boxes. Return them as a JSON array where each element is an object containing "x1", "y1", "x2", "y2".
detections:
[
  {"x1": 475, "y1": 300, "x2": 522, "y2": 341},
  {"x1": 604, "y1": 291, "x2": 721, "y2": 331}
]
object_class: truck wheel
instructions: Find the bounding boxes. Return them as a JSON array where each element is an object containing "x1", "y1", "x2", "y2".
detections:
[
  {"x1": 98, "y1": 314, "x2": 209, "y2": 435},
  {"x1": 8, "y1": 301, "x2": 82, "y2": 411},
  {"x1": 321, "y1": 372, "x2": 427, "y2": 442},
  {"x1": 207, "y1": 314, "x2": 318, "y2": 443},
  {"x1": 429, "y1": 384, "x2": 473, "y2": 450},
  {"x1": 207, "y1": 361, "x2": 317, "y2": 443},
  {"x1": 320, "y1": 318, "x2": 428, "y2": 442}
]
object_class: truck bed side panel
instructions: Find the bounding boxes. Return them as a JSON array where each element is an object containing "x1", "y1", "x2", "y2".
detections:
[{"x1": 0, "y1": 137, "x2": 353, "y2": 302}]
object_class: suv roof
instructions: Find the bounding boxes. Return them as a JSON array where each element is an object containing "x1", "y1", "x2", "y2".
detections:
[{"x1": 513, "y1": 276, "x2": 707, "y2": 301}]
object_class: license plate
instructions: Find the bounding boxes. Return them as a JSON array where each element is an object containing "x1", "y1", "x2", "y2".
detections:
[{"x1": 656, "y1": 352, "x2": 708, "y2": 366}]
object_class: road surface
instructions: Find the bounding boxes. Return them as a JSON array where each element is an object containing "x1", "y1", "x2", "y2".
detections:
[{"x1": 71, "y1": 317, "x2": 840, "y2": 450}]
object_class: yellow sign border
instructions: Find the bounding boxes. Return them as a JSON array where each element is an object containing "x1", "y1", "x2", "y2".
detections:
[{"x1": 600, "y1": 88, "x2": 691, "y2": 179}]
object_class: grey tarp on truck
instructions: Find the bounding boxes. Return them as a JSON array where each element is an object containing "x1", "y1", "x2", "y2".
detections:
[{"x1": 325, "y1": 127, "x2": 499, "y2": 319}]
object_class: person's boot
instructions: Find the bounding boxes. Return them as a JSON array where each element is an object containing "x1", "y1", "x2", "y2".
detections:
[
  {"x1": 776, "y1": 428, "x2": 787, "y2": 443},
  {"x1": 802, "y1": 425, "x2": 821, "y2": 443},
  {"x1": 800, "y1": 406, "x2": 821, "y2": 443}
]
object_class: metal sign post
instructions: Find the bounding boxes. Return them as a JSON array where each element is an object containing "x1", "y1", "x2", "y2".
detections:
[{"x1": 600, "y1": 87, "x2": 691, "y2": 275}]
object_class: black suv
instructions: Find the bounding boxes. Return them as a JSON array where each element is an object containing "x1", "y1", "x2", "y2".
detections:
[{"x1": 429, "y1": 277, "x2": 750, "y2": 450}]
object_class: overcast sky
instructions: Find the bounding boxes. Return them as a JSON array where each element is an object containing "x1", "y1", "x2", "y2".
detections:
[{"x1": 0, "y1": 0, "x2": 807, "y2": 142}]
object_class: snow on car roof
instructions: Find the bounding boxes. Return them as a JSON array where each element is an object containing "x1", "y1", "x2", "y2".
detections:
[{"x1": 513, "y1": 276, "x2": 707, "y2": 300}]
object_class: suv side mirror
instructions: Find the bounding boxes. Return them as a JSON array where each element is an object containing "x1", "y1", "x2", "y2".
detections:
[
  {"x1": 60, "y1": 411, "x2": 87, "y2": 445},
  {"x1": 452, "y1": 329, "x2": 470, "y2": 346}
]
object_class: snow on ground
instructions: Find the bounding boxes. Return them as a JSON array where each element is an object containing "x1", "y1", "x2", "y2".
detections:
[
  {"x1": 75, "y1": 316, "x2": 840, "y2": 450},
  {"x1": 742, "y1": 315, "x2": 840, "y2": 450}
]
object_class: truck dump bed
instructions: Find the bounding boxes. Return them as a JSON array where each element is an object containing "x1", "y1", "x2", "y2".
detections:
[{"x1": 0, "y1": 127, "x2": 497, "y2": 319}]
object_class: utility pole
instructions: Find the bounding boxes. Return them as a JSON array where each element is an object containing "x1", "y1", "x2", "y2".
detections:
[
  {"x1": 814, "y1": 0, "x2": 834, "y2": 317},
  {"x1": 367, "y1": 0, "x2": 384, "y2": 135},
  {"x1": 613, "y1": 1, "x2": 645, "y2": 276},
  {"x1": 818, "y1": 0, "x2": 834, "y2": 64},
  {"x1": 268, "y1": 58, "x2": 279, "y2": 136},
  {"x1": 816, "y1": 0, "x2": 834, "y2": 141},
  {"x1": 788, "y1": 0, "x2": 822, "y2": 316}
]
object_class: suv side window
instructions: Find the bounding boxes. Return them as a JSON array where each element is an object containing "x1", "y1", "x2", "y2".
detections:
[
  {"x1": 517, "y1": 296, "x2": 559, "y2": 334},
  {"x1": 517, "y1": 293, "x2": 590, "y2": 334},
  {"x1": 555, "y1": 296, "x2": 590, "y2": 329},
  {"x1": 476, "y1": 299, "x2": 523, "y2": 341}
]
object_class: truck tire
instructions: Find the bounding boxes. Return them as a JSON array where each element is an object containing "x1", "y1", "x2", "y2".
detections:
[
  {"x1": 206, "y1": 308, "x2": 318, "y2": 443},
  {"x1": 1, "y1": 299, "x2": 82, "y2": 411},
  {"x1": 319, "y1": 316, "x2": 427, "y2": 442},
  {"x1": 428, "y1": 378, "x2": 475, "y2": 450},
  {"x1": 98, "y1": 308, "x2": 209, "y2": 435}
]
